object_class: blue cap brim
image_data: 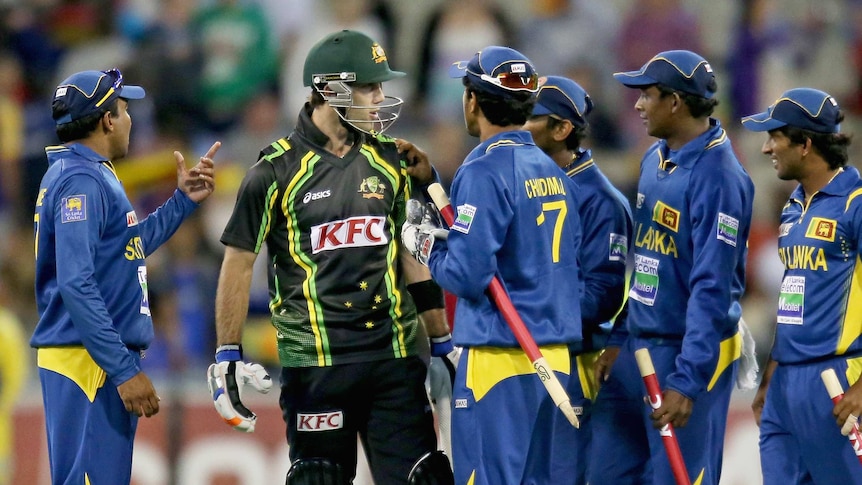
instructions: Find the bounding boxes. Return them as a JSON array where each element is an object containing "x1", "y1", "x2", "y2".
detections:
[
  {"x1": 613, "y1": 71, "x2": 658, "y2": 88},
  {"x1": 740, "y1": 112, "x2": 786, "y2": 132},
  {"x1": 448, "y1": 61, "x2": 468, "y2": 79},
  {"x1": 531, "y1": 103, "x2": 554, "y2": 117},
  {"x1": 118, "y1": 85, "x2": 146, "y2": 100}
]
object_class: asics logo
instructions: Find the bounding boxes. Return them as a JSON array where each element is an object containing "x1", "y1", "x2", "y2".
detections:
[{"x1": 303, "y1": 189, "x2": 331, "y2": 203}]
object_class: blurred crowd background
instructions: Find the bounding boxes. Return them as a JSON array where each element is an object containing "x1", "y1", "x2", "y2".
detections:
[{"x1": 2, "y1": 0, "x2": 862, "y2": 416}]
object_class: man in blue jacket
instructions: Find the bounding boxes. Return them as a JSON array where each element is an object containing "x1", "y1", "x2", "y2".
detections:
[
  {"x1": 31, "y1": 69, "x2": 219, "y2": 485},
  {"x1": 404, "y1": 46, "x2": 585, "y2": 485},
  {"x1": 524, "y1": 75, "x2": 633, "y2": 482},
  {"x1": 744, "y1": 87, "x2": 862, "y2": 485},
  {"x1": 590, "y1": 50, "x2": 755, "y2": 485}
]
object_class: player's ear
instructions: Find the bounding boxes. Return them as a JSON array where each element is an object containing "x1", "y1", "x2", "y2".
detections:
[{"x1": 552, "y1": 119, "x2": 573, "y2": 142}]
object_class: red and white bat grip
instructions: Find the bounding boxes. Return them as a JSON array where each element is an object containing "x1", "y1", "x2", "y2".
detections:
[
  {"x1": 821, "y1": 368, "x2": 862, "y2": 464},
  {"x1": 425, "y1": 182, "x2": 580, "y2": 428},
  {"x1": 635, "y1": 348, "x2": 691, "y2": 485}
]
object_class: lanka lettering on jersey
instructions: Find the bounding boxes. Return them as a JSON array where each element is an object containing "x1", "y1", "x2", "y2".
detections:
[
  {"x1": 626, "y1": 120, "x2": 754, "y2": 398},
  {"x1": 565, "y1": 149, "x2": 633, "y2": 351},
  {"x1": 427, "y1": 130, "x2": 584, "y2": 348},
  {"x1": 771, "y1": 167, "x2": 862, "y2": 364},
  {"x1": 220, "y1": 106, "x2": 420, "y2": 368},
  {"x1": 30, "y1": 143, "x2": 198, "y2": 385}
]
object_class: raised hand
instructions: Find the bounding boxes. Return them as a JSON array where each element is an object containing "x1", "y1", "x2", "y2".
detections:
[{"x1": 176, "y1": 140, "x2": 220, "y2": 203}]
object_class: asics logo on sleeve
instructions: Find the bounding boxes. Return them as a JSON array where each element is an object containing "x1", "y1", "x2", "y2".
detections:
[{"x1": 310, "y1": 216, "x2": 387, "y2": 253}]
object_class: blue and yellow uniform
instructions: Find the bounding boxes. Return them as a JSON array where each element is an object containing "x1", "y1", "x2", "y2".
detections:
[
  {"x1": 566, "y1": 149, "x2": 633, "y2": 353},
  {"x1": 759, "y1": 166, "x2": 862, "y2": 484},
  {"x1": 31, "y1": 143, "x2": 198, "y2": 484},
  {"x1": 590, "y1": 120, "x2": 754, "y2": 485},
  {"x1": 427, "y1": 130, "x2": 584, "y2": 485}
]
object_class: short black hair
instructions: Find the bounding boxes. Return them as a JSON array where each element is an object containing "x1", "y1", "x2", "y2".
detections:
[
  {"x1": 463, "y1": 77, "x2": 536, "y2": 127},
  {"x1": 776, "y1": 111, "x2": 852, "y2": 170},
  {"x1": 656, "y1": 84, "x2": 718, "y2": 119},
  {"x1": 54, "y1": 98, "x2": 120, "y2": 143},
  {"x1": 545, "y1": 116, "x2": 588, "y2": 151}
]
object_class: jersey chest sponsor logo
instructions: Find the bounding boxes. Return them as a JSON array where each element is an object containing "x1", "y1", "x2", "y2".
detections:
[
  {"x1": 805, "y1": 217, "x2": 837, "y2": 242},
  {"x1": 652, "y1": 201, "x2": 680, "y2": 232},
  {"x1": 296, "y1": 411, "x2": 344, "y2": 431},
  {"x1": 777, "y1": 275, "x2": 804, "y2": 325},
  {"x1": 629, "y1": 254, "x2": 659, "y2": 306},
  {"x1": 302, "y1": 189, "x2": 331, "y2": 204},
  {"x1": 61, "y1": 194, "x2": 87, "y2": 223},
  {"x1": 310, "y1": 216, "x2": 387, "y2": 253}
]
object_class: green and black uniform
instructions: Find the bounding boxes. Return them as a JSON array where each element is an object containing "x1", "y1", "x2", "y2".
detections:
[{"x1": 221, "y1": 104, "x2": 436, "y2": 483}]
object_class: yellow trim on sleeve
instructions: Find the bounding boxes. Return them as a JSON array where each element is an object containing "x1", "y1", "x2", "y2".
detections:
[
  {"x1": 707, "y1": 332, "x2": 742, "y2": 392},
  {"x1": 465, "y1": 345, "x2": 570, "y2": 402},
  {"x1": 838, "y1": 257, "x2": 862, "y2": 355},
  {"x1": 37, "y1": 347, "x2": 107, "y2": 402}
]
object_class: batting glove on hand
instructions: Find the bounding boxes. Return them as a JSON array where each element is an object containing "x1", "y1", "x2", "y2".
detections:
[
  {"x1": 402, "y1": 222, "x2": 448, "y2": 266},
  {"x1": 430, "y1": 334, "x2": 461, "y2": 385},
  {"x1": 207, "y1": 344, "x2": 272, "y2": 432}
]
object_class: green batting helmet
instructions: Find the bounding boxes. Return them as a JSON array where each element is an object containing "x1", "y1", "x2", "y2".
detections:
[{"x1": 303, "y1": 30, "x2": 405, "y2": 87}]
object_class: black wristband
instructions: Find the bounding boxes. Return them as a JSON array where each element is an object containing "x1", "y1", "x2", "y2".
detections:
[{"x1": 406, "y1": 279, "x2": 445, "y2": 313}]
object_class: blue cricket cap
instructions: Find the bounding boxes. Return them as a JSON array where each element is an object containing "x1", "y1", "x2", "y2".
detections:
[
  {"x1": 532, "y1": 76, "x2": 593, "y2": 127},
  {"x1": 613, "y1": 50, "x2": 716, "y2": 99},
  {"x1": 53, "y1": 69, "x2": 145, "y2": 125},
  {"x1": 741, "y1": 88, "x2": 840, "y2": 134},
  {"x1": 449, "y1": 46, "x2": 539, "y2": 98}
]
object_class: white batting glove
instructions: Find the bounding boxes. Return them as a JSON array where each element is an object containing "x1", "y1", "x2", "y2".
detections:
[
  {"x1": 207, "y1": 344, "x2": 272, "y2": 432},
  {"x1": 402, "y1": 222, "x2": 448, "y2": 266}
]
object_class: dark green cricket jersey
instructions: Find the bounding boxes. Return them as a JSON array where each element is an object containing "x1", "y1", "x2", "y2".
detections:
[{"x1": 221, "y1": 105, "x2": 420, "y2": 367}]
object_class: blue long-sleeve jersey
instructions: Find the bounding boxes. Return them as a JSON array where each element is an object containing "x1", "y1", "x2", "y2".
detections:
[
  {"x1": 566, "y1": 149, "x2": 633, "y2": 350},
  {"x1": 771, "y1": 166, "x2": 862, "y2": 364},
  {"x1": 427, "y1": 130, "x2": 583, "y2": 347},
  {"x1": 31, "y1": 143, "x2": 198, "y2": 386},
  {"x1": 624, "y1": 120, "x2": 754, "y2": 399}
]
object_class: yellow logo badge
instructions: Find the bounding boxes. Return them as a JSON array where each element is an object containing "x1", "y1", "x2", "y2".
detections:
[
  {"x1": 653, "y1": 201, "x2": 680, "y2": 232},
  {"x1": 371, "y1": 43, "x2": 388, "y2": 64},
  {"x1": 805, "y1": 217, "x2": 836, "y2": 242}
]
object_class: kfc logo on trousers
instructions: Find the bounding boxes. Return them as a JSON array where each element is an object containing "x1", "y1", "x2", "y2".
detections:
[{"x1": 297, "y1": 411, "x2": 344, "y2": 431}]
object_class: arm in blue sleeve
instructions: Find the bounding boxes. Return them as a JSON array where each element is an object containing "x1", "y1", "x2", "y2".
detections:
[
  {"x1": 666, "y1": 166, "x2": 751, "y2": 399},
  {"x1": 54, "y1": 175, "x2": 139, "y2": 385},
  {"x1": 579, "y1": 197, "x2": 632, "y2": 329},
  {"x1": 138, "y1": 189, "x2": 198, "y2": 255},
  {"x1": 427, "y1": 165, "x2": 508, "y2": 301}
]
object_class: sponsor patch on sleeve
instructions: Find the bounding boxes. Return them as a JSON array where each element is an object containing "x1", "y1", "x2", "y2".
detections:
[
  {"x1": 61, "y1": 195, "x2": 87, "y2": 223},
  {"x1": 452, "y1": 204, "x2": 476, "y2": 234},
  {"x1": 609, "y1": 233, "x2": 628, "y2": 262},
  {"x1": 716, "y1": 212, "x2": 739, "y2": 247}
]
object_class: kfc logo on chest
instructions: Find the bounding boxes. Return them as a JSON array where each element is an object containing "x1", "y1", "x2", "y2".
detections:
[
  {"x1": 297, "y1": 411, "x2": 344, "y2": 432},
  {"x1": 310, "y1": 216, "x2": 388, "y2": 253}
]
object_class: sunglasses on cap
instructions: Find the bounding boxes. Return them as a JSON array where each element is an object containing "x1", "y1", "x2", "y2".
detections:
[
  {"x1": 466, "y1": 68, "x2": 539, "y2": 93},
  {"x1": 94, "y1": 68, "x2": 124, "y2": 109}
]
